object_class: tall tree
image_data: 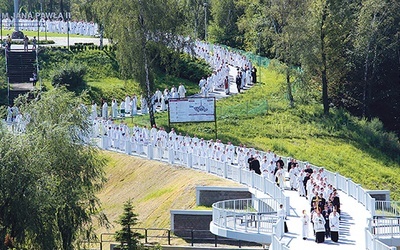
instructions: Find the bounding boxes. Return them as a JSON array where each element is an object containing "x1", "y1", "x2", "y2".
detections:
[
  {"x1": 208, "y1": 0, "x2": 244, "y2": 47},
  {"x1": 351, "y1": 0, "x2": 400, "y2": 125},
  {"x1": 300, "y1": 0, "x2": 354, "y2": 114},
  {"x1": 96, "y1": 0, "x2": 187, "y2": 126}
]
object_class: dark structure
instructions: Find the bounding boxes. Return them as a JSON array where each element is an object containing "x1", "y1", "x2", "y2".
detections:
[{"x1": 6, "y1": 50, "x2": 37, "y2": 104}]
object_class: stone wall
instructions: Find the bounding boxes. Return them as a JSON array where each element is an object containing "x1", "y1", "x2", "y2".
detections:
[{"x1": 196, "y1": 186, "x2": 251, "y2": 207}]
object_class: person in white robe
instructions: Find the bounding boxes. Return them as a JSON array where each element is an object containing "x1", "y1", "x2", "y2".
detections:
[
  {"x1": 111, "y1": 99, "x2": 118, "y2": 118},
  {"x1": 120, "y1": 100, "x2": 125, "y2": 117},
  {"x1": 155, "y1": 89, "x2": 162, "y2": 104},
  {"x1": 298, "y1": 170, "x2": 306, "y2": 197},
  {"x1": 6, "y1": 105, "x2": 13, "y2": 123},
  {"x1": 141, "y1": 96, "x2": 148, "y2": 114},
  {"x1": 130, "y1": 95, "x2": 137, "y2": 115},
  {"x1": 91, "y1": 101, "x2": 98, "y2": 121},
  {"x1": 277, "y1": 204, "x2": 288, "y2": 233},
  {"x1": 102, "y1": 101, "x2": 108, "y2": 119},
  {"x1": 329, "y1": 208, "x2": 340, "y2": 242},
  {"x1": 275, "y1": 165, "x2": 285, "y2": 190},
  {"x1": 289, "y1": 165, "x2": 299, "y2": 190},
  {"x1": 301, "y1": 209, "x2": 309, "y2": 240},
  {"x1": 125, "y1": 95, "x2": 131, "y2": 114},
  {"x1": 160, "y1": 95, "x2": 167, "y2": 111},
  {"x1": 178, "y1": 83, "x2": 186, "y2": 98}
]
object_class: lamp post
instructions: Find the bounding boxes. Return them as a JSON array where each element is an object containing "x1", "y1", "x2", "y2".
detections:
[{"x1": 203, "y1": 2, "x2": 208, "y2": 41}]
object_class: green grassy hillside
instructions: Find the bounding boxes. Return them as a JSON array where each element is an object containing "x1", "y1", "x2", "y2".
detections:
[
  {"x1": 97, "y1": 151, "x2": 242, "y2": 235},
  {"x1": 123, "y1": 67, "x2": 400, "y2": 200}
]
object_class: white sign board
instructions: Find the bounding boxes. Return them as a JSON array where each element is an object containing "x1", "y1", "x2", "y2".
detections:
[{"x1": 169, "y1": 97, "x2": 215, "y2": 123}]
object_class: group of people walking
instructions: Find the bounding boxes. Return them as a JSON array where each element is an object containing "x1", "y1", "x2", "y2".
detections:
[
  {"x1": 91, "y1": 83, "x2": 188, "y2": 120},
  {"x1": 194, "y1": 41, "x2": 256, "y2": 97},
  {"x1": 286, "y1": 163, "x2": 342, "y2": 243}
]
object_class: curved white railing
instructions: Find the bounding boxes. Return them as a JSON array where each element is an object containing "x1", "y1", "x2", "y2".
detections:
[
  {"x1": 98, "y1": 135, "x2": 399, "y2": 249},
  {"x1": 211, "y1": 198, "x2": 281, "y2": 235}
]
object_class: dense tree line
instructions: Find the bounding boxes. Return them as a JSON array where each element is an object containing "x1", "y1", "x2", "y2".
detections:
[
  {"x1": 207, "y1": 0, "x2": 400, "y2": 134},
  {"x1": 91, "y1": 0, "x2": 400, "y2": 133},
  {"x1": 11, "y1": 0, "x2": 392, "y2": 132},
  {"x1": 3, "y1": 0, "x2": 399, "y2": 133}
]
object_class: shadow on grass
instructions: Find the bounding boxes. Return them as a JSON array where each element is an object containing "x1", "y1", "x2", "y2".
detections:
[{"x1": 295, "y1": 106, "x2": 400, "y2": 164}]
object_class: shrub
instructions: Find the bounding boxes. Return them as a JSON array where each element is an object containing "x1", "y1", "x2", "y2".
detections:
[{"x1": 51, "y1": 63, "x2": 87, "y2": 92}]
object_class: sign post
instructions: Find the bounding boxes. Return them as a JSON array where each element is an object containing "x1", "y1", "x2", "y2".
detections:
[{"x1": 168, "y1": 97, "x2": 217, "y2": 139}]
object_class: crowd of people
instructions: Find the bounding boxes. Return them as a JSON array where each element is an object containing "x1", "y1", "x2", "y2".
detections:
[
  {"x1": 3, "y1": 35, "x2": 342, "y2": 245},
  {"x1": 283, "y1": 160, "x2": 342, "y2": 243},
  {"x1": 91, "y1": 83, "x2": 187, "y2": 120},
  {"x1": 5, "y1": 105, "x2": 30, "y2": 133},
  {"x1": 193, "y1": 41, "x2": 256, "y2": 96},
  {"x1": 95, "y1": 119, "x2": 342, "y2": 244},
  {"x1": 90, "y1": 39, "x2": 258, "y2": 119},
  {"x1": 1, "y1": 17, "x2": 99, "y2": 36}
]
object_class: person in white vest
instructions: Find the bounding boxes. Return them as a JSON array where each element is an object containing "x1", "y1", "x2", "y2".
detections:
[
  {"x1": 329, "y1": 208, "x2": 340, "y2": 242},
  {"x1": 313, "y1": 209, "x2": 326, "y2": 243}
]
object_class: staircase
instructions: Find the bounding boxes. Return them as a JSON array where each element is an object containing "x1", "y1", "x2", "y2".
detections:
[
  {"x1": 6, "y1": 50, "x2": 37, "y2": 105},
  {"x1": 7, "y1": 51, "x2": 37, "y2": 83}
]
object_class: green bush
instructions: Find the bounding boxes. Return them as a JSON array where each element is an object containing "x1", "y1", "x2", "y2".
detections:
[
  {"x1": 149, "y1": 44, "x2": 212, "y2": 82},
  {"x1": 51, "y1": 63, "x2": 87, "y2": 92}
]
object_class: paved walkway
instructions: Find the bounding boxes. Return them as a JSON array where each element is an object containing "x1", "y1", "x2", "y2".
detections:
[{"x1": 282, "y1": 188, "x2": 370, "y2": 249}]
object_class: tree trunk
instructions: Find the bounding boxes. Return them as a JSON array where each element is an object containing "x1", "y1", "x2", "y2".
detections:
[
  {"x1": 138, "y1": 0, "x2": 156, "y2": 127},
  {"x1": 363, "y1": 44, "x2": 370, "y2": 118},
  {"x1": 321, "y1": 1, "x2": 329, "y2": 115},
  {"x1": 286, "y1": 67, "x2": 294, "y2": 108},
  {"x1": 363, "y1": 13, "x2": 376, "y2": 118}
]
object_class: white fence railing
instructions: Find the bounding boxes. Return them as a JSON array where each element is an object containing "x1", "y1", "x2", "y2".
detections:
[
  {"x1": 212, "y1": 198, "x2": 282, "y2": 235},
  {"x1": 366, "y1": 220, "x2": 398, "y2": 250},
  {"x1": 98, "y1": 135, "x2": 399, "y2": 250},
  {"x1": 375, "y1": 201, "x2": 400, "y2": 217}
]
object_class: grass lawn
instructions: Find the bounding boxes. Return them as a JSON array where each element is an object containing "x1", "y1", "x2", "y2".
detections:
[{"x1": 113, "y1": 65, "x2": 400, "y2": 200}]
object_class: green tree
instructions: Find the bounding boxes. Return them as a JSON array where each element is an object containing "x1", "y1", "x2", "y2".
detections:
[
  {"x1": 0, "y1": 88, "x2": 108, "y2": 250},
  {"x1": 208, "y1": 0, "x2": 244, "y2": 47},
  {"x1": 350, "y1": 0, "x2": 400, "y2": 124},
  {"x1": 300, "y1": 0, "x2": 354, "y2": 115},
  {"x1": 115, "y1": 200, "x2": 143, "y2": 250},
  {"x1": 96, "y1": 0, "x2": 187, "y2": 126}
]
